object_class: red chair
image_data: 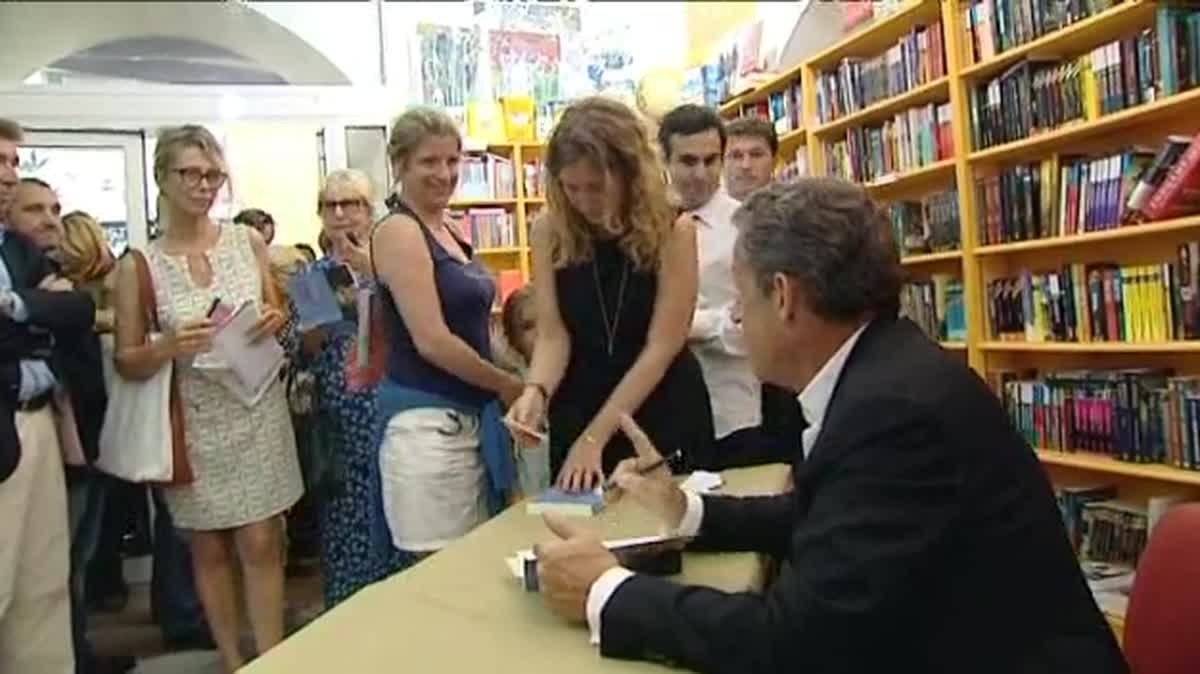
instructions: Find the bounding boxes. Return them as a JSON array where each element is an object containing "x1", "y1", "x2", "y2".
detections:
[{"x1": 1123, "y1": 503, "x2": 1200, "y2": 674}]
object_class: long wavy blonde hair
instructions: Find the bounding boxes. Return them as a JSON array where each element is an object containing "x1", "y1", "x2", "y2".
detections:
[{"x1": 543, "y1": 96, "x2": 676, "y2": 271}]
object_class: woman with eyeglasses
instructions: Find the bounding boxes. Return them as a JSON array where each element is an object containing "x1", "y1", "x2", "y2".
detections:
[
  {"x1": 282, "y1": 169, "x2": 404, "y2": 607},
  {"x1": 113, "y1": 125, "x2": 301, "y2": 673}
]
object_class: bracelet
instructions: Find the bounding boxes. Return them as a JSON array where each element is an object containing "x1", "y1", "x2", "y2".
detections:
[{"x1": 525, "y1": 381, "x2": 550, "y2": 402}]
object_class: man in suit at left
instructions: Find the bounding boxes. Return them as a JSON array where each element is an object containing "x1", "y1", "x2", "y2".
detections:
[{"x1": 0, "y1": 117, "x2": 96, "y2": 674}]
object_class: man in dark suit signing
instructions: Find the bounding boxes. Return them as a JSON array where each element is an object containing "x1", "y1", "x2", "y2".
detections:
[{"x1": 533, "y1": 177, "x2": 1129, "y2": 674}]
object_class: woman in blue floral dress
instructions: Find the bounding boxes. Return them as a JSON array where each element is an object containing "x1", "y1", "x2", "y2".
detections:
[{"x1": 284, "y1": 170, "x2": 405, "y2": 607}]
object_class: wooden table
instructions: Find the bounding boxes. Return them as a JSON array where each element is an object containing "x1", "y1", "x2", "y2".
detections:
[{"x1": 243, "y1": 464, "x2": 790, "y2": 673}]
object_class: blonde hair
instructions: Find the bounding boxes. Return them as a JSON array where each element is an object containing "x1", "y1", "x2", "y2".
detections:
[
  {"x1": 543, "y1": 96, "x2": 675, "y2": 271},
  {"x1": 60, "y1": 210, "x2": 114, "y2": 284},
  {"x1": 318, "y1": 168, "x2": 373, "y2": 212},
  {"x1": 153, "y1": 124, "x2": 225, "y2": 187},
  {"x1": 386, "y1": 106, "x2": 462, "y2": 169}
]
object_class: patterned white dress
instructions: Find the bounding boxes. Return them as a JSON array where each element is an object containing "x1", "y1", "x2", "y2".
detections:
[{"x1": 145, "y1": 224, "x2": 302, "y2": 530}]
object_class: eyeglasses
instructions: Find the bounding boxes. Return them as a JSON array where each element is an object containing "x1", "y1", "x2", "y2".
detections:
[
  {"x1": 320, "y1": 199, "x2": 367, "y2": 212},
  {"x1": 172, "y1": 167, "x2": 227, "y2": 188}
]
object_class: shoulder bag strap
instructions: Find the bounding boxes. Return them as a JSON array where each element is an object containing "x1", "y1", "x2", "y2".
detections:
[{"x1": 129, "y1": 247, "x2": 193, "y2": 485}]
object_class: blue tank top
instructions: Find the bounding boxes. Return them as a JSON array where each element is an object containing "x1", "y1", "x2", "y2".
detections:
[{"x1": 376, "y1": 201, "x2": 496, "y2": 408}]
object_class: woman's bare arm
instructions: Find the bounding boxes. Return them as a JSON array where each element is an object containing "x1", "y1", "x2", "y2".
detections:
[
  {"x1": 112, "y1": 255, "x2": 173, "y2": 380},
  {"x1": 524, "y1": 218, "x2": 571, "y2": 397}
]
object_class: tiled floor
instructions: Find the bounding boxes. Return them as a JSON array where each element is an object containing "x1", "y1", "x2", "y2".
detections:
[{"x1": 90, "y1": 558, "x2": 324, "y2": 674}]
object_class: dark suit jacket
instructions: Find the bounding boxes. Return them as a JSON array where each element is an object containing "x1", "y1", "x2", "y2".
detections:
[
  {"x1": 0, "y1": 231, "x2": 97, "y2": 482},
  {"x1": 601, "y1": 317, "x2": 1128, "y2": 674}
]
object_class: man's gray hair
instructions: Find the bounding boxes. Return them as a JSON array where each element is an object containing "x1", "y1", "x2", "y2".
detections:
[{"x1": 733, "y1": 177, "x2": 902, "y2": 321}]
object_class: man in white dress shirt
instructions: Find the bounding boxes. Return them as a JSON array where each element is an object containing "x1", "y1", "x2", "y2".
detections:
[{"x1": 656, "y1": 104, "x2": 787, "y2": 469}]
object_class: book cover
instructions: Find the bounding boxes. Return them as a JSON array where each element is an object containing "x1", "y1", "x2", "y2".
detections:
[{"x1": 525, "y1": 488, "x2": 604, "y2": 517}]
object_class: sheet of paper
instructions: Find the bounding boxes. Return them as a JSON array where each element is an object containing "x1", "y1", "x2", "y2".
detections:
[
  {"x1": 681, "y1": 470, "x2": 724, "y2": 493},
  {"x1": 210, "y1": 300, "x2": 286, "y2": 406}
]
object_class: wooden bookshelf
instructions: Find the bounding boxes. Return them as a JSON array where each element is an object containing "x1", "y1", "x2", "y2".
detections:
[
  {"x1": 1037, "y1": 450, "x2": 1200, "y2": 488},
  {"x1": 901, "y1": 249, "x2": 962, "y2": 266},
  {"x1": 975, "y1": 215, "x2": 1200, "y2": 256},
  {"x1": 718, "y1": 0, "x2": 1200, "y2": 563}
]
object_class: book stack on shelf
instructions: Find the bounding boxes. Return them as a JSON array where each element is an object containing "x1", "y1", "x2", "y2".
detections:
[
  {"x1": 456, "y1": 152, "x2": 516, "y2": 201},
  {"x1": 900, "y1": 274, "x2": 968, "y2": 343},
  {"x1": 448, "y1": 208, "x2": 517, "y2": 250},
  {"x1": 890, "y1": 187, "x2": 962, "y2": 255},
  {"x1": 813, "y1": 18, "x2": 948, "y2": 124}
]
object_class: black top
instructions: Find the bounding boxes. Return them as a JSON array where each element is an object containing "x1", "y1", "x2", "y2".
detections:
[
  {"x1": 549, "y1": 237, "x2": 712, "y2": 476},
  {"x1": 600, "y1": 317, "x2": 1128, "y2": 674}
]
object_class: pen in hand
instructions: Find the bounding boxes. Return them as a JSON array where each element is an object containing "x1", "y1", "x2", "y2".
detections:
[{"x1": 604, "y1": 449, "x2": 682, "y2": 491}]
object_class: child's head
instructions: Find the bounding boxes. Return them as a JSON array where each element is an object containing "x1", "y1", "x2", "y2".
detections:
[{"x1": 501, "y1": 285, "x2": 537, "y2": 363}]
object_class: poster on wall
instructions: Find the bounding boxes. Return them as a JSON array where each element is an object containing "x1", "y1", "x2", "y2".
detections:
[
  {"x1": 17, "y1": 146, "x2": 130, "y2": 254},
  {"x1": 489, "y1": 29, "x2": 561, "y2": 105},
  {"x1": 418, "y1": 23, "x2": 480, "y2": 108}
]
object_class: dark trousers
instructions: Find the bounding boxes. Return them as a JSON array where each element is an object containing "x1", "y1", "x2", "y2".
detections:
[
  {"x1": 690, "y1": 384, "x2": 804, "y2": 471},
  {"x1": 67, "y1": 469, "x2": 109, "y2": 673},
  {"x1": 150, "y1": 489, "x2": 211, "y2": 645}
]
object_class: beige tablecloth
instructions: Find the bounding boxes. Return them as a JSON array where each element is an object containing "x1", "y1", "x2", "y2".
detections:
[{"x1": 243, "y1": 464, "x2": 790, "y2": 673}]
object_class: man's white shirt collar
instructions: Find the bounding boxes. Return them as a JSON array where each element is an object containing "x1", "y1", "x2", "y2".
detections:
[
  {"x1": 692, "y1": 189, "x2": 740, "y2": 229},
  {"x1": 797, "y1": 322, "x2": 869, "y2": 457}
]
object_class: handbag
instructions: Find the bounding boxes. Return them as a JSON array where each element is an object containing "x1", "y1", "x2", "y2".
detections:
[
  {"x1": 286, "y1": 363, "x2": 344, "y2": 499},
  {"x1": 95, "y1": 250, "x2": 193, "y2": 484}
]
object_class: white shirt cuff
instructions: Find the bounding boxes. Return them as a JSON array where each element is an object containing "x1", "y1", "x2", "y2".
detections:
[
  {"x1": 584, "y1": 490, "x2": 705, "y2": 647},
  {"x1": 676, "y1": 488, "x2": 705, "y2": 538},
  {"x1": 586, "y1": 567, "x2": 635, "y2": 645}
]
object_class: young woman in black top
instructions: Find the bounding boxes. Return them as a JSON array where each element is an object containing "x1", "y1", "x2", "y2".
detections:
[{"x1": 506, "y1": 96, "x2": 713, "y2": 491}]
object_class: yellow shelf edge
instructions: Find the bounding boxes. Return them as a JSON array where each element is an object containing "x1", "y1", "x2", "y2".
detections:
[
  {"x1": 901, "y1": 249, "x2": 962, "y2": 266},
  {"x1": 863, "y1": 157, "x2": 957, "y2": 194},
  {"x1": 475, "y1": 247, "x2": 525, "y2": 255},
  {"x1": 807, "y1": 0, "x2": 942, "y2": 70},
  {"x1": 1037, "y1": 449, "x2": 1200, "y2": 487},
  {"x1": 980, "y1": 341, "x2": 1200, "y2": 353},
  {"x1": 975, "y1": 215, "x2": 1200, "y2": 256},
  {"x1": 812, "y1": 77, "x2": 950, "y2": 138},
  {"x1": 968, "y1": 88, "x2": 1200, "y2": 164},
  {"x1": 960, "y1": 1, "x2": 1157, "y2": 82},
  {"x1": 449, "y1": 198, "x2": 519, "y2": 208},
  {"x1": 779, "y1": 127, "x2": 807, "y2": 147},
  {"x1": 940, "y1": 341, "x2": 968, "y2": 350}
]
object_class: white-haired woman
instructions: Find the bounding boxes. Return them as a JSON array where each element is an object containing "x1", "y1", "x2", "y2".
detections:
[{"x1": 284, "y1": 170, "x2": 402, "y2": 607}]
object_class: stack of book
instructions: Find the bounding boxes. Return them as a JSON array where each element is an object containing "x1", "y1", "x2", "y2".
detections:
[
  {"x1": 900, "y1": 275, "x2": 966, "y2": 342},
  {"x1": 889, "y1": 187, "x2": 961, "y2": 256},
  {"x1": 992, "y1": 368, "x2": 1200, "y2": 468},
  {"x1": 960, "y1": 0, "x2": 1123, "y2": 64},
  {"x1": 814, "y1": 20, "x2": 948, "y2": 124},
  {"x1": 968, "y1": 5, "x2": 1200, "y2": 151},
  {"x1": 456, "y1": 153, "x2": 516, "y2": 200},
  {"x1": 523, "y1": 160, "x2": 545, "y2": 199},
  {"x1": 986, "y1": 250, "x2": 1200, "y2": 344},
  {"x1": 736, "y1": 81, "x2": 803, "y2": 136},
  {"x1": 975, "y1": 133, "x2": 1200, "y2": 245},
  {"x1": 774, "y1": 146, "x2": 810, "y2": 184},
  {"x1": 822, "y1": 103, "x2": 954, "y2": 183},
  {"x1": 448, "y1": 208, "x2": 516, "y2": 249}
]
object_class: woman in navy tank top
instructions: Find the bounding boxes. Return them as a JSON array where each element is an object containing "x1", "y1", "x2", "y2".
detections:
[
  {"x1": 370, "y1": 108, "x2": 523, "y2": 557},
  {"x1": 506, "y1": 97, "x2": 714, "y2": 491}
]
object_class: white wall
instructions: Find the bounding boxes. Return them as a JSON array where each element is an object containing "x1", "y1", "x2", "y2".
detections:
[{"x1": 245, "y1": 1, "x2": 383, "y2": 86}]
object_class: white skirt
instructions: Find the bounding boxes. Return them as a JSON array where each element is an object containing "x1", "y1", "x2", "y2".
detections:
[{"x1": 378, "y1": 407, "x2": 488, "y2": 552}]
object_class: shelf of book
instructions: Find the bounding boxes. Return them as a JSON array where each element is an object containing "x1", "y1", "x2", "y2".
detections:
[
  {"x1": 1037, "y1": 449, "x2": 1200, "y2": 488},
  {"x1": 864, "y1": 158, "x2": 957, "y2": 197},
  {"x1": 813, "y1": 77, "x2": 951, "y2": 139},
  {"x1": 901, "y1": 249, "x2": 962, "y2": 266},
  {"x1": 958, "y1": 0, "x2": 1158, "y2": 82},
  {"x1": 805, "y1": 0, "x2": 944, "y2": 70},
  {"x1": 476, "y1": 246, "x2": 526, "y2": 256},
  {"x1": 968, "y1": 87, "x2": 1200, "y2": 165},
  {"x1": 974, "y1": 215, "x2": 1200, "y2": 256},
  {"x1": 450, "y1": 198, "x2": 519, "y2": 208},
  {"x1": 981, "y1": 341, "x2": 1200, "y2": 353}
]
